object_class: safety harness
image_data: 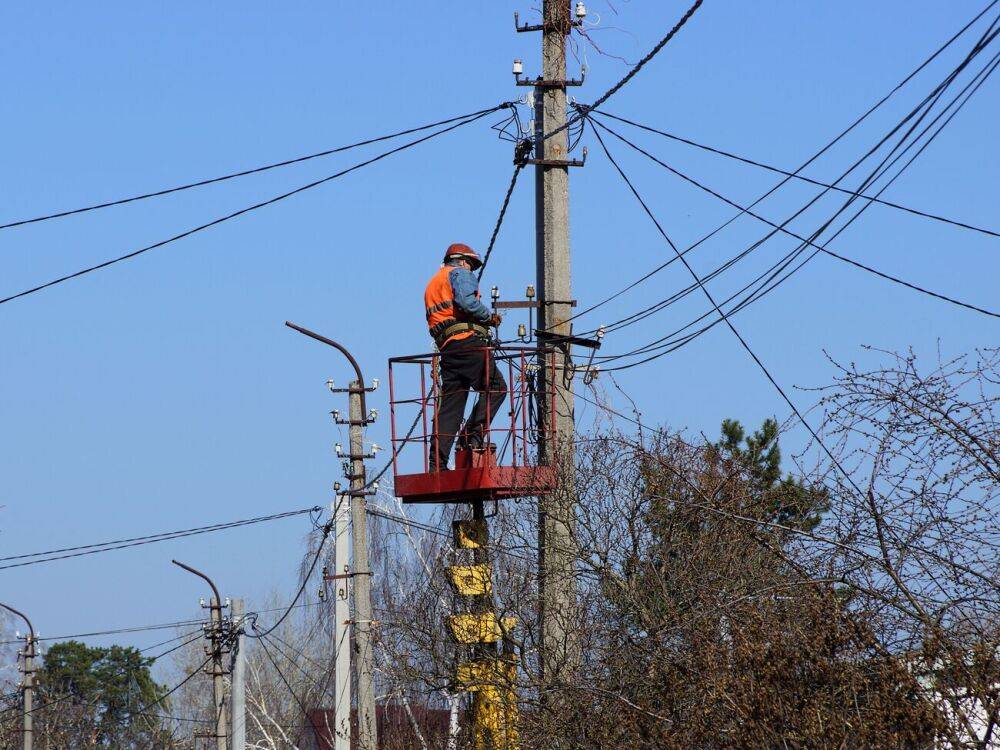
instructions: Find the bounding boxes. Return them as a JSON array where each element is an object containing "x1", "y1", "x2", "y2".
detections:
[{"x1": 429, "y1": 315, "x2": 490, "y2": 350}]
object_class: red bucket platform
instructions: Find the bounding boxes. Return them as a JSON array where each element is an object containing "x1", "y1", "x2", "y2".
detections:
[{"x1": 388, "y1": 346, "x2": 558, "y2": 504}]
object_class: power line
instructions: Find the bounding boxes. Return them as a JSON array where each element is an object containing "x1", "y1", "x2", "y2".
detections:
[
  {"x1": 586, "y1": 19, "x2": 999, "y2": 388},
  {"x1": 245, "y1": 411, "x2": 424, "y2": 640},
  {"x1": 587, "y1": 19, "x2": 999, "y2": 361},
  {"x1": 0, "y1": 506, "x2": 322, "y2": 570},
  {"x1": 589, "y1": 116, "x2": 1000, "y2": 320},
  {"x1": 0, "y1": 601, "x2": 323, "y2": 649},
  {"x1": 542, "y1": 0, "x2": 706, "y2": 146},
  {"x1": 594, "y1": 67, "x2": 996, "y2": 372},
  {"x1": 0, "y1": 106, "x2": 510, "y2": 232},
  {"x1": 0, "y1": 620, "x2": 204, "y2": 646},
  {"x1": 555, "y1": 0, "x2": 999, "y2": 332},
  {"x1": 365, "y1": 507, "x2": 535, "y2": 564},
  {"x1": 591, "y1": 109, "x2": 1000, "y2": 239},
  {"x1": 0, "y1": 105, "x2": 507, "y2": 307},
  {"x1": 609, "y1": 41, "x2": 999, "y2": 367},
  {"x1": 477, "y1": 161, "x2": 527, "y2": 280},
  {"x1": 253, "y1": 628, "x2": 315, "y2": 725},
  {"x1": 8, "y1": 627, "x2": 214, "y2": 720},
  {"x1": 593, "y1": 119, "x2": 913, "y2": 505}
]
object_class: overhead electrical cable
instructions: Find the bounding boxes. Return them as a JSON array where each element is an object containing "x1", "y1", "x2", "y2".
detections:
[
  {"x1": 0, "y1": 105, "x2": 509, "y2": 232},
  {"x1": 555, "y1": 0, "x2": 999, "y2": 331},
  {"x1": 593, "y1": 120, "x2": 941, "y2": 503},
  {"x1": 595, "y1": 36, "x2": 997, "y2": 371},
  {"x1": 595, "y1": 47, "x2": 999, "y2": 370},
  {"x1": 583, "y1": 19, "x2": 998, "y2": 349},
  {"x1": 0, "y1": 105, "x2": 507, "y2": 307},
  {"x1": 0, "y1": 506, "x2": 322, "y2": 570},
  {"x1": 244, "y1": 412, "x2": 423, "y2": 641},
  {"x1": 253, "y1": 630, "x2": 317, "y2": 723},
  {"x1": 591, "y1": 109, "x2": 1000, "y2": 239},
  {"x1": 540, "y1": 0, "x2": 706, "y2": 145},
  {"x1": 477, "y1": 161, "x2": 527, "y2": 280},
  {"x1": 0, "y1": 620, "x2": 204, "y2": 646},
  {"x1": 590, "y1": 116, "x2": 1000, "y2": 320},
  {"x1": 365, "y1": 507, "x2": 536, "y2": 564},
  {"x1": 13, "y1": 627, "x2": 216, "y2": 720}
]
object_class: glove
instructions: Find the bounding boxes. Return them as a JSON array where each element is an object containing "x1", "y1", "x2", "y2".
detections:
[{"x1": 489, "y1": 312, "x2": 503, "y2": 328}]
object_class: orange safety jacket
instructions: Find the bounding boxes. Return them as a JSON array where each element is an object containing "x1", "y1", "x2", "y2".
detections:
[{"x1": 424, "y1": 265, "x2": 490, "y2": 349}]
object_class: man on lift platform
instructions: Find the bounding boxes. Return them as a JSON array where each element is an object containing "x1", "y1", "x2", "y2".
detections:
[{"x1": 425, "y1": 243, "x2": 507, "y2": 471}]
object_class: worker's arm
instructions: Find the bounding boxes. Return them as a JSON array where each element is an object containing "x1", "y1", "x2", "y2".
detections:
[{"x1": 448, "y1": 267, "x2": 492, "y2": 323}]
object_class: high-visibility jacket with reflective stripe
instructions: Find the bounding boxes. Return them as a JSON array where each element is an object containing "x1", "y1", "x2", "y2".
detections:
[{"x1": 424, "y1": 265, "x2": 490, "y2": 348}]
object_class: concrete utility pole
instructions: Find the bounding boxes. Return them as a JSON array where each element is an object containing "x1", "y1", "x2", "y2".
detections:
[
  {"x1": 283, "y1": 322, "x2": 378, "y2": 750},
  {"x1": 348, "y1": 379, "x2": 378, "y2": 750},
  {"x1": 21, "y1": 635, "x2": 34, "y2": 750},
  {"x1": 173, "y1": 561, "x2": 229, "y2": 750},
  {"x1": 533, "y1": 0, "x2": 581, "y2": 689},
  {"x1": 208, "y1": 596, "x2": 229, "y2": 750},
  {"x1": 0, "y1": 603, "x2": 35, "y2": 750},
  {"x1": 231, "y1": 598, "x2": 246, "y2": 750},
  {"x1": 331, "y1": 495, "x2": 352, "y2": 750}
]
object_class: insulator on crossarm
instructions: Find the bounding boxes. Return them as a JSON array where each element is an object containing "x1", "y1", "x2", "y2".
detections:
[
  {"x1": 575, "y1": 2, "x2": 587, "y2": 19},
  {"x1": 512, "y1": 59, "x2": 523, "y2": 76}
]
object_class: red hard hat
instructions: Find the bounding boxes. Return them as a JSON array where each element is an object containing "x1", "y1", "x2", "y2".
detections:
[{"x1": 443, "y1": 243, "x2": 483, "y2": 270}]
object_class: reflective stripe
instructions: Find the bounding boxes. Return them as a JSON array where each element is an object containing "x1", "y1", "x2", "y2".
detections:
[{"x1": 425, "y1": 300, "x2": 453, "y2": 319}]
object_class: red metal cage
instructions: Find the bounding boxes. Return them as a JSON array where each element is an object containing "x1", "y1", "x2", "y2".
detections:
[{"x1": 388, "y1": 345, "x2": 558, "y2": 504}]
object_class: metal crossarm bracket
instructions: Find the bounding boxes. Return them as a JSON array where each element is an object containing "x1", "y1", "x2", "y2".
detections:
[
  {"x1": 514, "y1": 11, "x2": 583, "y2": 33},
  {"x1": 516, "y1": 147, "x2": 587, "y2": 168},
  {"x1": 344, "y1": 487, "x2": 378, "y2": 498},
  {"x1": 514, "y1": 70, "x2": 585, "y2": 88},
  {"x1": 332, "y1": 416, "x2": 372, "y2": 427},
  {"x1": 535, "y1": 329, "x2": 602, "y2": 350}
]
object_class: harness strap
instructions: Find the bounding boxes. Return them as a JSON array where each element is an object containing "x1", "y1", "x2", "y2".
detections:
[{"x1": 433, "y1": 321, "x2": 490, "y2": 349}]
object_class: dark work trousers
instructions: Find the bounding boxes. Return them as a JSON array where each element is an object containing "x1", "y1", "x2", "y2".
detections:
[{"x1": 431, "y1": 336, "x2": 508, "y2": 469}]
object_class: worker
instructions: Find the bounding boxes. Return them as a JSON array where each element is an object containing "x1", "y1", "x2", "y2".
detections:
[{"x1": 425, "y1": 243, "x2": 507, "y2": 471}]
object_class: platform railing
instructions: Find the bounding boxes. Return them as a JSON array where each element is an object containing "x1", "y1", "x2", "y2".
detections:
[{"x1": 388, "y1": 345, "x2": 557, "y2": 478}]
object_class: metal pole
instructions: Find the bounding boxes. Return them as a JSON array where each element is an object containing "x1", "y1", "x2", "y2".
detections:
[
  {"x1": 349, "y1": 380, "x2": 378, "y2": 750},
  {"x1": 333, "y1": 496, "x2": 352, "y2": 750},
  {"x1": 535, "y1": 0, "x2": 580, "y2": 692},
  {"x1": 0, "y1": 603, "x2": 34, "y2": 750},
  {"x1": 231, "y1": 599, "x2": 246, "y2": 750},
  {"x1": 172, "y1": 561, "x2": 228, "y2": 750}
]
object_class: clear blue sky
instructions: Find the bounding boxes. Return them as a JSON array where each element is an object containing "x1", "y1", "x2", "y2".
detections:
[{"x1": 1, "y1": 2, "x2": 996, "y2": 670}]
